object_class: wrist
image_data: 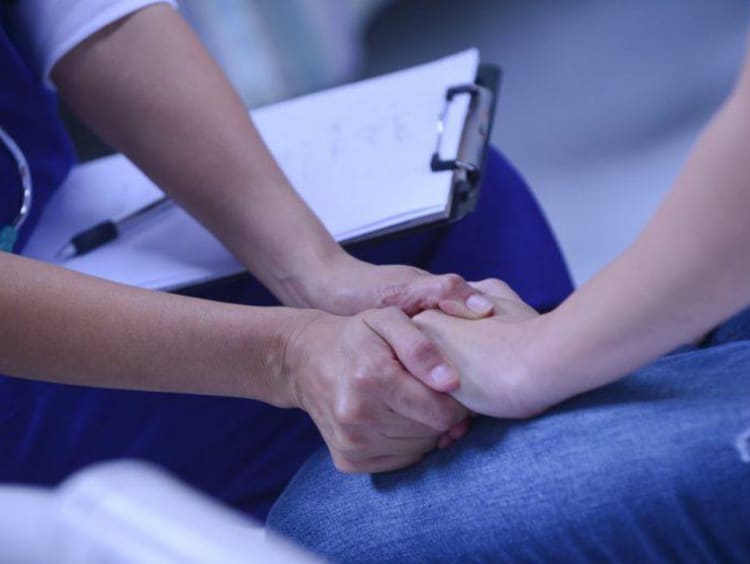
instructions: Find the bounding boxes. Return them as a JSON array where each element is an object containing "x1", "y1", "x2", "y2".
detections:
[
  {"x1": 529, "y1": 303, "x2": 632, "y2": 406},
  {"x1": 273, "y1": 248, "x2": 359, "y2": 311},
  {"x1": 485, "y1": 312, "x2": 574, "y2": 417},
  {"x1": 214, "y1": 305, "x2": 323, "y2": 408},
  {"x1": 522, "y1": 311, "x2": 576, "y2": 409},
  {"x1": 203, "y1": 174, "x2": 346, "y2": 308},
  {"x1": 272, "y1": 308, "x2": 331, "y2": 409}
]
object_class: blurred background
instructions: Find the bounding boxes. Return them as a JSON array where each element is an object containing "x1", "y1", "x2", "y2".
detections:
[{"x1": 65, "y1": 0, "x2": 750, "y2": 285}]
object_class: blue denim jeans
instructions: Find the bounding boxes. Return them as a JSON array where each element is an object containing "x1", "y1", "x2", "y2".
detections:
[{"x1": 267, "y1": 307, "x2": 750, "y2": 562}]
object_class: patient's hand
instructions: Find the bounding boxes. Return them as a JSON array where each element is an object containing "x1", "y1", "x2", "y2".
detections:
[{"x1": 413, "y1": 279, "x2": 561, "y2": 419}]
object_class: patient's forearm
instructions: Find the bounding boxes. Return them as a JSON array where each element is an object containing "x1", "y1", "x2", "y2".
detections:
[{"x1": 538, "y1": 83, "x2": 750, "y2": 397}]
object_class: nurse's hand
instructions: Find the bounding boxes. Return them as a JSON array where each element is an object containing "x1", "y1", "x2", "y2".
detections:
[
  {"x1": 278, "y1": 253, "x2": 494, "y2": 320},
  {"x1": 282, "y1": 307, "x2": 469, "y2": 473}
]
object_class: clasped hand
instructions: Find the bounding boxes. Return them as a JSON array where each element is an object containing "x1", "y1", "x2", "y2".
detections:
[
  {"x1": 415, "y1": 279, "x2": 561, "y2": 419},
  {"x1": 284, "y1": 307, "x2": 470, "y2": 473},
  {"x1": 279, "y1": 255, "x2": 494, "y2": 473}
]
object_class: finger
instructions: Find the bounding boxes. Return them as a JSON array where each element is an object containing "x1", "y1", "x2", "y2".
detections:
[
  {"x1": 420, "y1": 274, "x2": 494, "y2": 318},
  {"x1": 387, "y1": 273, "x2": 492, "y2": 318},
  {"x1": 437, "y1": 434, "x2": 453, "y2": 449},
  {"x1": 369, "y1": 434, "x2": 439, "y2": 459},
  {"x1": 469, "y1": 278, "x2": 522, "y2": 301},
  {"x1": 447, "y1": 418, "x2": 470, "y2": 440},
  {"x1": 363, "y1": 307, "x2": 460, "y2": 392},
  {"x1": 437, "y1": 418, "x2": 471, "y2": 449},
  {"x1": 384, "y1": 368, "x2": 468, "y2": 432},
  {"x1": 467, "y1": 279, "x2": 539, "y2": 318},
  {"x1": 437, "y1": 296, "x2": 495, "y2": 319},
  {"x1": 377, "y1": 414, "x2": 442, "y2": 440},
  {"x1": 335, "y1": 453, "x2": 425, "y2": 474},
  {"x1": 335, "y1": 381, "x2": 442, "y2": 439},
  {"x1": 333, "y1": 429, "x2": 437, "y2": 461}
]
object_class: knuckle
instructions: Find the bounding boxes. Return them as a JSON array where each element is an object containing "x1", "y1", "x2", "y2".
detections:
[
  {"x1": 481, "y1": 277, "x2": 513, "y2": 295},
  {"x1": 333, "y1": 398, "x2": 367, "y2": 425},
  {"x1": 408, "y1": 337, "x2": 437, "y2": 366},
  {"x1": 350, "y1": 366, "x2": 370, "y2": 385},
  {"x1": 350, "y1": 363, "x2": 383, "y2": 391},
  {"x1": 493, "y1": 279, "x2": 513, "y2": 292},
  {"x1": 438, "y1": 273, "x2": 464, "y2": 294},
  {"x1": 378, "y1": 284, "x2": 409, "y2": 308}
]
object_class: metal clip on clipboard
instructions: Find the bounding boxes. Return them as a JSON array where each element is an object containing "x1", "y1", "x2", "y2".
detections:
[{"x1": 430, "y1": 65, "x2": 501, "y2": 223}]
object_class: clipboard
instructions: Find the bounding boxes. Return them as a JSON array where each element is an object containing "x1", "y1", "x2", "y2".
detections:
[
  {"x1": 437, "y1": 64, "x2": 501, "y2": 228},
  {"x1": 178, "y1": 64, "x2": 501, "y2": 295},
  {"x1": 24, "y1": 50, "x2": 501, "y2": 293},
  {"x1": 342, "y1": 64, "x2": 501, "y2": 248}
]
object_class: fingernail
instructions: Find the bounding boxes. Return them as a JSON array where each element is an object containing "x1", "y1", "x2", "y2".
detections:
[
  {"x1": 429, "y1": 364, "x2": 458, "y2": 390},
  {"x1": 466, "y1": 294, "x2": 493, "y2": 313}
]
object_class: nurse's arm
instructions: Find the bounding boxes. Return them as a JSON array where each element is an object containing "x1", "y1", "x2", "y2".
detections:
[
  {"x1": 0, "y1": 252, "x2": 294, "y2": 402},
  {"x1": 50, "y1": 3, "x2": 340, "y2": 309},
  {"x1": 48, "y1": 4, "x2": 490, "y2": 319},
  {"x1": 0, "y1": 251, "x2": 466, "y2": 472}
]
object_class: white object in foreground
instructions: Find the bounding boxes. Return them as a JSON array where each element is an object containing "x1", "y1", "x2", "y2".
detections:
[{"x1": 0, "y1": 460, "x2": 319, "y2": 563}]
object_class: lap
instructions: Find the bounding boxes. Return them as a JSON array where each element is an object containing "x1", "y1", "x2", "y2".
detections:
[{"x1": 268, "y1": 338, "x2": 750, "y2": 562}]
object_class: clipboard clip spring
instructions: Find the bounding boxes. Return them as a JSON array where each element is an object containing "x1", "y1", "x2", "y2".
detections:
[{"x1": 430, "y1": 83, "x2": 482, "y2": 181}]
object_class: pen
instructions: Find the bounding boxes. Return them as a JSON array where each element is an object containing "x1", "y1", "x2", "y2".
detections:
[{"x1": 57, "y1": 196, "x2": 173, "y2": 260}]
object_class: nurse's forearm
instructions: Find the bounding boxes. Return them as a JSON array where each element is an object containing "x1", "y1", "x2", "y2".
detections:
[
  {"x1": 0, "y1": 252, "x2": 302, "y2": 405},
  {"x1": 51, "y1": 4, "x2": 341, "y2": 307},
  {"x1": 535, "y1": 74, "x2": 750, "y2": 400}
]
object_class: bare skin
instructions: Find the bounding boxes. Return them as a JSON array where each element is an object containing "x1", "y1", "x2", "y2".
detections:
[
  {"x1": 1, "y1": 5, "x2": 495, "y2": 472},
  {"x1": 415, "y1": 280, "x2": 543, "y2": 418},
  {"x1": 50, "y1": 5, "x2": 493, "y2": 320},
  {"x1": 416, "y1": 35, "x2": 750, "y2": 419}
]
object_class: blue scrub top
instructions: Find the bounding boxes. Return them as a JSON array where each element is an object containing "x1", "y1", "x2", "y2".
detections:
[
  {"x1": 0, "y1": 9, "x2": 573, "y2": 522},
  {"x1": 0, "y1": 21, "x2": 74, "y2": 250}
]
